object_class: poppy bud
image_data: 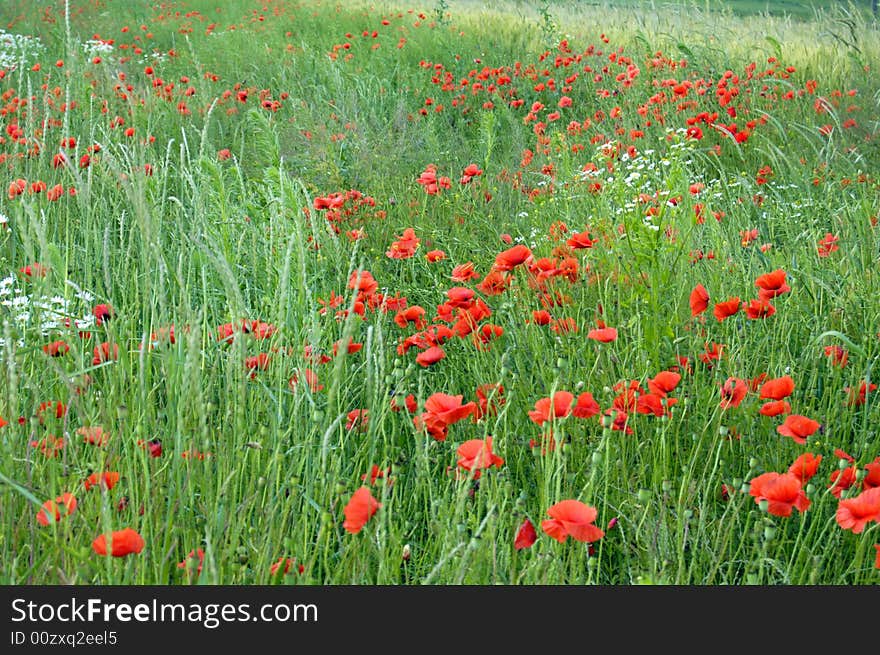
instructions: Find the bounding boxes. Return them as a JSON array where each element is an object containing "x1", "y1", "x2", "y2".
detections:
[
  {"x1": 683, "y1": 509, "x2": 693, "y2": 520},
  {"x1": 749, "y1": 457, "x2": 759, "y2": 469},
  {"x1": 591, "y1": 450, "x2": 603, "y2": 466},
  {"x1": 718, "y1": 425, "x2": 728, "y2": 436},
  {"x1": 402, "y1": 544, "x2": 411, "y2": 561},
  {"x1": 732, "y1": 477, "x2": 743, "y2": 488},
  {"x1": 662, "y1": 480, "x2": 673, "y2": 493},
  {"x1": 805, "y1": 483, "x2": 816, "y2": 495},
  {"x1": 763, "y1": 525, "x2": 777, "y2": 541},
  {"x1": 838, "y1": 458, "x2": 849, "y2": 470},
  {"x1": 637, "y1": 488, "x2": 651, "y2": 503},
  {"x1": 758, "y1": 499, "x2": 769, "y2": 512}
]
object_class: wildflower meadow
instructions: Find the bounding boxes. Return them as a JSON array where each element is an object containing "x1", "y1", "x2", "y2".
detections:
[{"x1": 0, "y1": 0, "x2": 878, "y2": 586}]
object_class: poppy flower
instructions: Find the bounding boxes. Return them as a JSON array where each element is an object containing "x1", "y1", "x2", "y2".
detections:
[
  {"x1": 776, "y1": 415, "x2": 820, "y2": 445},
  {"x1": 759, "y1": 376, "x2": 795, "y2": 400},
  {"x1": 78, "y1": 426, "x2": 110, "y2": 446},
  {"x1": 829, "y1": 466, "x2": 858, "y2": 499},
  {"x1": 713, "y1": 297, "x2": 741, "y2": 322},
  {"x1": 475, "y1": 383, "x2": 505, "y2": 419},
  {"x1": 572, "y1": 392, "x2": 600, "y2": 418},
  {"x1": 415, "y1": 346, "x2": 445, "y2": 367},
  {"x1": 823, "y1": 345, "x2": 848, "y2": 368},
  {"x1": 36, "y1": 493, "x2": 77, "y2": 526},
  {"x1": 345, "y1": 409, "x2": 369, "y2": 432},
  {"x1": 451, "y1": 262, "x2": 480, "y2": 282},
  {"x1": 719, "y1": 377, "x2": 748, "y2": 410},
  {"x1": 748, "y1": 472, "x2": 810, "y2": 517},
  {"x1": 835, "y1": 487, "x2": 880, "y2": 534},
  {"x1": 426, "y1": 249, "x2": 446, "y2": 262},
  {"x1": 342, "y1": 487, "x2": 381, "y2": 534},
  {"x1": 759, "y1": 400, "x2": 791, "y2": 417},
  {"x1": 528, "y1": 391, "x2": 574, "y2": 425},
  {"x1": 863, "y1": 458, "x2": 880, "y2": 491},
  {"x1": 744, "y1": 299, "x2": 775, "y2": 319},
  {"x1": 514, "y1": 519, "x2": 537, "y2": 550},
  {"x1": 493, "y1": 244, "x2": 532, "y2": 271},
  {"x1": 587, "y1": 326, "x2": 618, "y2": 342},
  {"x1": 531, "y1": 310, "x2": 552, "y2": 325},
  {"x1": 93, "y1": 342, "x2": 119, "y2": 365},
  {"x1": 689, "y1": 284, "x2": 709, "y2": 317},
  {"x1": 648, "y1": 371, "x2": 681, "y2": 397},
  {"x1": 394, "y1": 306, "x2": 427, "y2": 329},
  {"x1": 541, "y1": 500, "x2": 605, "y2": 543},
  {"x1": 43, "y1": 340, "x2": 70, "y2": 357},
  {"x1": 423, "y1": 393, "x2": 477, "y2": 427},
  {"x1": 361, "y1": 464, "x2": 392, "y2": 486},
  {"x1": 875, "y1": 545, "x2": 880, "y2": 570},
  {"x1": 456, "y1": 437, "x2": 504, "y2": 479},
  {"x1": 84, "y1": 471, "x2": 120, "y2": 491},
  {"x1": 566, "y1": 231, "x2": 597, "y2": 249},
  {"x1": 788, "y1": 453, "x2": 822, "y2": 484},
  {"x1": 92, "y1": 528, "x2": 145, "y2": 557},
  {"x1": 93, "y1": 303, "x2": 114, "y2": 325},
  {"x1": 178, "y1": 549, "x2": 205, "y2": 577},
  {"x1": 270, "y1": 557, "x2": 305, "y2": 577},
  {"x1": 755, "y1": 269, "x2": 790, "y2": 301}
]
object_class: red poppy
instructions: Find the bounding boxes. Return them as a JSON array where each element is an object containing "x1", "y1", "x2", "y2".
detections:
[
  {"x1": 835, "y1": 487, "x2": 880, "y2": 534},
  {"x1": 541, "y1": 500, "x2": 605, "y2": 543},
  {"x1": 566, "y1": 231, "x2": 597, "y2": 249},
  {"x1": 475, "y1": 383, "x2": 505, "y2": 419},
  {"x1": 395, "y1": 306, "x2": 427, "y2": 329},
  {"x1": 823, "y1": 345, "x2": 848, "y2": 368},
  {"x1": 78, "y1": 426, "x2": 110, "y2": 446},
  {"x1": 759, "y1": 376, "x2": 795, "y2": 400},
  {"x1": 829, "y1": 466, "x2": 858, "y2": 499},
  {"x1": 531, "y1": 310, "x2": 551, "y2": 325},
  {"x1": 744, "y1": 299, "x2": 775, "y2": 319},
  {"x1": 36, "y1": 493, "x2": 77, "y2": 526},
  {"x1": 713, "y1": 297, "x2": 741, "y2": 321},
  {"x1": 456, "y1": 437, "x2": 504, "y2": 479},
  {"x1": 342, "y1": 487, "x2": 381, "y2": 534},
  {"x1": 863, "y1": 458, "x2": 880, "y2": 491},
  {"x1": 587, "y1": 326, "x2": 618, "y2": 342},
  {"x1": 748, "y1": 472, "x2": 810, "y2": 517},
  {"x1": 270, "y1": 557, "x2": 305, "y2": 577},
  {"x1": 30, "y1": 436, "x2": 65, "y2": 458},
  {"x1": 93, "y1": 342, "x2": 119, "y2": 365},
  {"x1": 875, "y1": 545, "x2": 880, "y2": 570},
  {"x1": 788, "y1": 453, "x2": 822, "y2": 484},
  {"x1": 345, "y1": 409, "x2": 369, "y2": 432},
  {"x1": 84, "y1": 471, "x2": 120, "y2": 491},
  {"x1": 755, "y1": 269, "x2": 790, "y2": 301},
  {"x1": 776, "y1": 415, "x2": 820, "y2": 445},
  {"x1": 759, "y1": 400, "x2": 791, "y2": 417},
  {"x1": 43, "y1": 340, "x2": 70, "y2": 357},
  {"x1": 572, "y1": 392, "x2": 601, "y2": 418},
  {"x1": 425, "y1": 249, "x2": 446, "y2": 262},
  {"x1": 528, "y1": 391, "x2": 574, "y2": 425},
  {"x1": 514, "y1": 519, "x2": 537, "y2": 550},
  {"x1": 451, "y1": 262, "x2": 480, "y2": 282},
  {"x1": 416, "y1": 346, "x2": 445, "y2": 367},
  {"x1": 648, "y1": 371, "x2": 681, "y2": 397},
  {"x1": 689, "y1": 284, "x2": 709, "y2": 317},
  {"x1": 493, "y1": 244, "x2": 532, "y2": 271},
  {"x1": 93, "y1": 303, "x2": 114, "y2": 325},
  {"x1": 178, "y1": 549, "x2": 205, "y2": 578},
  {"x1": 719, "y1": 377, "x2": 748, "y2": 410},
  {"x1": 92, "y1": 528, "x2": 145, "y2": 557}
]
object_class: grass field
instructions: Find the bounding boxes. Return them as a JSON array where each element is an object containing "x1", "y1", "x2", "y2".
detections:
[{"x1": 0, "y1": 0, "x2": 878, "y2": 585}]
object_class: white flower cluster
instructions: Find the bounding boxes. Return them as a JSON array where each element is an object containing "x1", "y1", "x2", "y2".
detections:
[
  {"x1": 0, "y1": 276, "x2": 96, "y2": 348},
  {"x1": 81, "y1": 38, "x2": 114, "y2": 57},
  {"x1": 0, "y1": 29, "x2": 46, "y2": 70}
]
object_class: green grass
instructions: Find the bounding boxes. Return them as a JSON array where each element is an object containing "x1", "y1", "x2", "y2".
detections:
[{"x1": 0, "y1": 0, "x2": 878, "y2": 585}]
